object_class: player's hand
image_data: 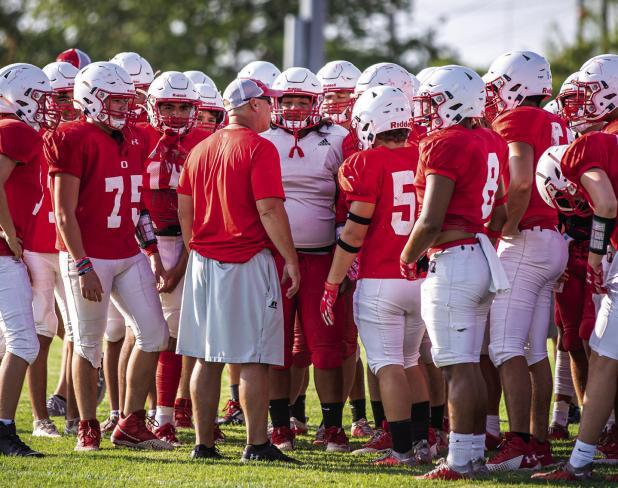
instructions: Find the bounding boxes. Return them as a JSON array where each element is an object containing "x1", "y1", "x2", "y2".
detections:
[
  {"x1": 400, "y1": 255, "x2": 428, "y2": 281},
  {"x1": 281, "y1": 261, "x2": 300, "y2": 298},
  {"x1": 158, "y1": 260, "x2": 185, "y2": 294},
  {"x1": 346, "y1": 257, "x2": 360, "y2": 281},
  {"x1": 586, "y1": 262, "x2": 607, "y2": 295},
  {"x1": 79, "y1": 269, "x2": 103, "y2": 302},
  {"x1": 1, "y1": 231, "x2": 22, "y2": 261},
  {"x1": 320, "y1": 281, "x2": 339, "y2": 326},
  {"x1": 149, "y1": 253, "x2": 168, "y2": 291}
]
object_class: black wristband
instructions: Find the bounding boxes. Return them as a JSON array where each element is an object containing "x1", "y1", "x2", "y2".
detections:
[
  {"x1": 590, "y1": 215, "x2": 615, "y2": 255},
  {"x1": 337, "y1": 237, "x2": 361, "y2": 254},
  {"x1": 347, "y1": 212, "x2": 372, "y2": 225}
]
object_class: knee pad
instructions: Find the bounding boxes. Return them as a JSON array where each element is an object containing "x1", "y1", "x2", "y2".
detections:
[
  {"x1": 554, "y1": 349, "x2": 575, "y2": 397},
  {"x1": 104, "y1": 316, "x2": 127, "y2": 343},
  {"x1": 403, "y1": 351, "x2": 421, "y2": 369},
  {"x1": 134, "y1": 321, "x2": 169, "y2": 354}
]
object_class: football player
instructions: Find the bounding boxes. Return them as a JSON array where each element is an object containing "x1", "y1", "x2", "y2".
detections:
[
  {"x1": 47, "y1": 61, "x2": 171, "y2": 451},
  {"x1": 483, "y1": 51, "x2": 569, "y2": 470},
  {"x1": 238, "y1": 61, "x2": 281, "y2": 88},
  {"x1": 110, "y1": 52, "x2": 155, "y2": 124},
  {"x1": 401, "y1": 65, "x2": 509, "y2": 480},
  {"x1": 0, "y1": 63, "x2": 59, "y2": 457},
  {"x1": 321, "y1": 85, "x2": 432, "y2": 466},
  {"x1": 261, "y1": 67, "x2": 351, "y2": 452}
]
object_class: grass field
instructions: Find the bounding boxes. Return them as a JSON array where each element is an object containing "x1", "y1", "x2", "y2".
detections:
[{"x1": 1, "y1": 338, "x2": 616, "y2": 487}]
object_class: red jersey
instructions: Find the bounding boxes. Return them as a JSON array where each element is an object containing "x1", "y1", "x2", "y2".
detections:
[
  {"x1": 342, "y1": 131, "x2": 361, "y2": 160},
  {"x1": 46, "y1": 121, "x2": 149, "y2": 259},
  {"x1": 28, "y1": 152, "x2": 57, "y2": 254},
  {"x1": 177, "y1": 127, "x2": 285, "y2": 263},
  {"x1": 0, "y1": 119, "x2": 44, "y2": 257},
  {"x1": 407, "y1": 124, "x2": 428, "y2": 145},
  {"x1": 603, "y1": 119, "x2": 618, "y2": 135},
  {"x1": 140, "y1": 125, "x2": 211, "y2": 230},
  {"x1": 416, "y1": 125, "x2": 508, "y2": 234},
  {"x1": 492, "y1": 106, "x2": 568, "y2": 229},
  {"x1": 561, "y1": 132, "x2": 618, "y2": 247},
  {"x1": 340, "y1": 145, "x2": 420, "y2": 279}
]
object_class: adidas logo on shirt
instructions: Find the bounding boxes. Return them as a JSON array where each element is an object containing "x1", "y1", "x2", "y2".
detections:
[{"x1": 318, "y1": 138, "x2": 330, "y2": 146}]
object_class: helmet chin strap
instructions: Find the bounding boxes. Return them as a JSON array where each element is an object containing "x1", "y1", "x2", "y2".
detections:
[{"x1": 288, "y1": 130, "x2": 304, "y2": 158}]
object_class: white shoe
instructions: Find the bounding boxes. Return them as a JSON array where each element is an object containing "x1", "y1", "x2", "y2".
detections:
[{"x1": 33, "y1": 418, "x2": 61, "y2": 438}]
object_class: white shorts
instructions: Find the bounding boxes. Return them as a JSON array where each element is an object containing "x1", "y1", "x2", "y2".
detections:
[
  {"x1": 158, "y1": 236, "x2": 185, "y2": 339},
  {"x1": 590, "y1": 256, "x2": 618, "y2": 360},
  {"x1": 23, "y1": 250, "x2": 70, "y2": 340},
  {"x1": 0, "y1": 257, "x2": 39, "y2": 364},
  {"x1": 61, "y1": 252, "x2": 169, "y2": 368},
  {"x1": 489, "y1": 228, "x2": 568, "y2": 367},
  {"x1": 354, "y1": 278, "x2": 426, "y2": 374},
  {"x1": 421, "y1": 243, "x2": 493, "y2": 368},
  {"x1": 177, "y1": 249, "x2": 284, "y2": 366},
  {"x1": 104, "y1": 302, "x2": 127, "y2": 343}
]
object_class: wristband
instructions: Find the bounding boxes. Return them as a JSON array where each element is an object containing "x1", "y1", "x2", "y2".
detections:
[
  {"x1": 589, "y1": 215, "x2": 615, "y2": 255},
  {"x1": 337, "y1": 237, "x2": 361, "y2": 254},
  {"x1": 347, "y1": 212, "x2": 372, "y2": 225},
  {"x1": 75, "y1": 257, "x2": 94, "y2": 276},
  {"x1": 136, "y1": 209, "x2": 157, "y2": 249}
]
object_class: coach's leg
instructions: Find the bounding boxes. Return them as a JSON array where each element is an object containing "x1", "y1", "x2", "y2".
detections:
[
  {"x1": 241, "y1": 363, "x2": 270, "y2": 445},
  {"x1": 192, "y1": 360, "x2": 224, "y2": 447}
]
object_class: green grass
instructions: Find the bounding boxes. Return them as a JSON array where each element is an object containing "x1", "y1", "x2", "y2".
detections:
[{"x1": 0, "y1": 338, "x2": 616, "y2": 487}]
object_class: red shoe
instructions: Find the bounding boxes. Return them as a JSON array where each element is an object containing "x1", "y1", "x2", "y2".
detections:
[
  {"x1": 485, "y1": 431, "x2": 502, "y2": 450},
  {"x1": 313, "y1": 424, "x2": 326, "y2": 446},
  {"x1": 325, "y1": 426, "x2": 349, "y2": 452},
  {"x1": 597, "y1": 438, "x2": 618, "y2": 463},
  {"x1": 153, "y1": 422, "x2": 181, "y2": 447},
  {"x1": 486, "y1": 432, "x2": 540, "y2": 472},
  {"x1": 416, "y1": 459, "x2": 471, "y2": 480},
  {"x1": 351, "y1": 418, "x2": 374, "y2": 438},
  {"x1": 547, "y1": 423, "x2": 569, "y2": 441},
  {"x1": 531, "y1": 462, "x2": 593, "y2": 481},
  {"x1": 214, "y1": 424, "x2": 225, "y2": 443},
  {"x1": 352, "y1": 424, "x2": 392, "y2": 455},
  {"x1": 531, "y1": 438, "x2": 555, "y2": 467},
  {"x1": 371, "y1": 449, "x2": 417, "y2": 466},
  {"x1": 271, "y1": 426, "x2": 295, "y2": 451},
  {"x1": 111, "y1": 410, "x2": 173, "y2": 450},
  {"x1": 174, "y1": 398, "x2": 193, "y2": 429},
  {"x1": 217, "y1": 399, "x2": 244, "y2": 425},
  {"x1": 290, "y1": 417, "x2": 308, "y2": 436},
  {"x1": 75, "y1": 419, "x2": 101, "y2": 451}
]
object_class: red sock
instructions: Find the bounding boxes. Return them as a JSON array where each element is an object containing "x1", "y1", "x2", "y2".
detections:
[{"x1": 156, "y1": 351, "x2": 182, "y2": 407}]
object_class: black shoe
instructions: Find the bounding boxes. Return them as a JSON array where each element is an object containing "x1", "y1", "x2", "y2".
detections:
[
  {"x1": 190, "y1": 444, "x2": 223, "y2": 460},
  {"x1": 241, "y1": 443, "x2": 302, "y2": 464},
  {"x1": 0, "y1": 423, "x2": 44, "y2": 457},
  {"x1": 568, "y1": 404, "x2": 581, "y2": 424}
]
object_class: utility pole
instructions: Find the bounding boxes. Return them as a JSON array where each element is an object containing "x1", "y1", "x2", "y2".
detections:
[{"x1": 283, "y1": 0, "x2": 326, "y2": 71}]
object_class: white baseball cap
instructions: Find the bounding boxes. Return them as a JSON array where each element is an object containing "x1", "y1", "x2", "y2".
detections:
[{"x1": 223, "y1": 78, "x2": 283, "y2": 111}]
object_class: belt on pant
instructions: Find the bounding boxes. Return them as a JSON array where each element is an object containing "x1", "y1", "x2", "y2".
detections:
[
  {"x1": 427, "y1": 237, "x2": 479, "y2": 259},
  {"x1": 155, "y1": 225, "x2": 182, "y2": 237}
]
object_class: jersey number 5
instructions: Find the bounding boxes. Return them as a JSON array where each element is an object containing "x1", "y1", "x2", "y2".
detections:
[
  {"x1": 391, "y1": 170, "x2": 416, "y2": 236},
  {"x1": 105, "y1": 175, "x2": 143, "y2": 228}
]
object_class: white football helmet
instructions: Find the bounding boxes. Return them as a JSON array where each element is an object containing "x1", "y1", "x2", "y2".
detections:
[
  {"x1": 184, "y1": 70, "x2": 216, "y2": 89},
  {"x1": 73, "y1": 62, "x2": 136, "y2": 130},
  {"x1": 536, "y1": 144, "x2": 591, "y2": 216},
  {"x1": 416, "y1": 67, "x2": 438, "y2": 85},
  {"x1": 352, "y1": 85, "x2": 412, "y2": 150},
  {"x1": 316, "y1": 60, "x2": 361, "y2": 123},
  {"x1": 146, "y1": 71, "x2": 199, "y2": 135},
  {"x1": 564, "y1": 55, "x2": 618, "y2": 127},
  {"x1": 238, "y1": 61, "x2": 281, "y2": 88},
  {"x1": 194, "y1": 82, "x2": 226, "y2": 131},
  {"x1": 272, "y1": 67, "x2": 323, "y2": 130},
  {"x1": 414, "y1": 65, "x2": 486, "y2": 133},
  {"x1": 354, "y1": 63, "x2": 414, "y2": 101},
  {"x1": 0, "y1": 63, "x2": 59, "y2": 131},
  {"x1": 483, "y1": 50, "x2": 552, "y2": 121},
  {"x1": 43, "y1": 61, "x2": 79, "y2": 122},
  {"x1": 110, "y1": 52, "x2": 154, "y2": 89}
]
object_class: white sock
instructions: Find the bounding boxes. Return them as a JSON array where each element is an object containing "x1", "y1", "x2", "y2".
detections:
[
  {"x1": 569, "y1": 439, "x2": 596, "y2": 468},
  {"x1": 552, "y1": 400, "x2": 570, "y2": 427},
  {"x1": 147, "y1": 409, "x2": 156, "y2": 419},
  {"x1": 447, "y1": 432, "x2": 473, "y2": 470},
  {"x1": 486, "y1": 415, "x2": 500, "y2": 437},
  {"x1": 0, "y1": 418, "x2": 13, "y2": 426},
  {"x1": 111, "y1": 410, "x2": 120, "y2": 418},
  {"x1": 155, "y1": 406, "x2": 174, "y2": 426},
  {"x1": 472, "y1": 434, "x2": 485, "y2": 459},
  {"x1": 554, "y1": 350, "x2": 575, "y2": 397}
]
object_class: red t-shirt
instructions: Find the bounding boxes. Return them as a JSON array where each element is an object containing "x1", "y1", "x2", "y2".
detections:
[
  {"x1": 28, "y1": 153, "x2": 57, "y2": 254},
  {"x1": 0, "y1": 119, "x2": 44, "y2": 256},
  {"x1": 46, "y1": 121, "x2": 149, "y2": 259},
  {"x1": 492, "y1": 106, "x2": 568, "y2": 229},
  {"x1": 561, "y1": 132, "x2": 618, "y2": 247},
  {"x1": 140, "y1": 125, "x2": 211, "y2": 230},
  {"x1": 177, "y1": 127, "x2": 285, "y2": 263},
  {"x1": 603, "y1": 119, "x2": 618, "y2": 135},
  {"x1": 340, "y1": 145, "x2": 419, "y2": 279},
  {"x1": 416, "y1": 125, "x2": 508, "y2": 234}
]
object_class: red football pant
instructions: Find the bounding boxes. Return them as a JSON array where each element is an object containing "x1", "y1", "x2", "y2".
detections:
[{"x1": 157, "y1": 351, "x2": 182, "y2": 407}]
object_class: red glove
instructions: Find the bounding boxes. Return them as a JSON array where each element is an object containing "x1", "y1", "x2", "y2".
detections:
[
  {"x1": 320, "y1": 281, "x2": 339, "y2": 326},
  {"x1": 586, "y1": 263, "x2": 607, "y2": 295},
  {"x1": 346, "y1": 257, "x2": 360, "y2": 281},
  {"x1": 400, "y1": 255, "x2": 429, "y2": 281}
]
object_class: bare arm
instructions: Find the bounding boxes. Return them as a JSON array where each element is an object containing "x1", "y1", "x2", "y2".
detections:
[
  {"x1": 326, "y1": 201, "x2": 374, "y2": 285},
  {"x1": 256, "y1": 197, "x2": 300, "y2": 297},
  {"x1": 487, "y1": 177, "x2": 507, "y2": 245},
  {"x1": 502, "y1": 141, "x2": 534, "y2": 236},
  {"x1": 0, "y1": 154, "x2": 21, "y2": 259},
  {"x1": 401, "y1": 174, "x2": 454, "y2": 264},
  {"x1": 178, "y1": 193, "x2": 194, "y2": 251}
]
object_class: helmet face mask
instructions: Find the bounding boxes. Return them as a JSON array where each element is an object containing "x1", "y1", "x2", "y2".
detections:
[
  {"x1": 414, "y1": 92, "x2": 448, "y2": 132},
  {"x1": 273, "y1": 93, "x2": 322, "y2": 131},
  {"x1": 152, "y1": 99, "x2": 198, "y2": 133},
  {"x1": 98, "y1": 92, "x2": 137, "y2": 130},
  {"x1": 53, "y1": 89, "x2": 79, "y2": 122},
  {"x1": 321, "y1": 89, "x2": 354, "y2": 123},
  {"x1": 484, "y1": 77, "x2": 509, "y2": 122}
]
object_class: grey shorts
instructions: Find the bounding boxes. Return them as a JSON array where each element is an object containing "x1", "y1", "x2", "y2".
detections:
[{"x1": 176, "y1": 249, "x2": 284, "y2": 366}]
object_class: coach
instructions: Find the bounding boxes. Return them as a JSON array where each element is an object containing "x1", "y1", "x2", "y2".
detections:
[{"x1": 176, "y1": 78, "x2": 300, "y2": 463}]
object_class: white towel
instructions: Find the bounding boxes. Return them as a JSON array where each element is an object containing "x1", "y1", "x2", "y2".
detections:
[{"x1": 476, "y1": 233, "x2": 510, "y2": 294}]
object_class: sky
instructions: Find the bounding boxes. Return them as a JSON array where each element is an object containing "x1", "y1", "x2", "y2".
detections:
[{"x1": 410, "y1": 0, "x2": 578, "y2": 69}]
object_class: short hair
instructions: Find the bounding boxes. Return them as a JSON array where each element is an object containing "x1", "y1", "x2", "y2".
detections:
[
  {"x1": 375, "y1": 128, "x2": 410, "y2": 143},
  {"x1": 524, "y1": 95, "x2": 545, "y2": 107}
]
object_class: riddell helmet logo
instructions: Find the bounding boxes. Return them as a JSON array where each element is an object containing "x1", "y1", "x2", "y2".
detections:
[{"x1": 390, "y1": 121, "x2": 411, "y2": 129}]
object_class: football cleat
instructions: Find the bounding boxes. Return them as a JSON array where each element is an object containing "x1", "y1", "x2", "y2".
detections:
[
  {"x1": 111, "y1": 410, "x2": 173, "y2": 450},
  {"x1": 530, "y1": 438, "x2": 556, "y2": 467},
  {"x1": 64, "y1": 418, "x2": 79, "y2": 436},
  {"x1": 416, "y1": 458, "x2": 471, "y2": 480},
  {"x1": 596, "y1": 437, "x2": 618, "y2": 463},
  {"x1": 32, "y1": 418, "x2": 61, "y2": 438},
  {"x1": 547, "y1": 422, "x2": 570, "y2": 441},
  {"x1": 485, "y1": 431, "x2": 503, "y2": 450},
  {"x1": 370, "y1": 449, "x2": 417, "y2": 466},
  {"x1": 531, "y1": 461, "x2": 593, "y2": 481},
  {"x1": 75, "y1": 419, "x2": 101, "y2": 451},
  {"x1": 191, "y1": 444, "x2": 223, "y2": 460},
  {"x1": 413, "y1": 439, "x2": 433, "y2": 464},
  {"x1": 325, "y1": 426, "x2": 350, "y2": 452},
  {"x1": 471, "y1": 457, "x2": 490, "y2": 478},
  {"x1": 0, "y1": 422, "x2": 44, "y2": 457},
  {"x1": 174, "y1": 398, "x2": 193, "y2": 429},
  {"x1": 46, "y1": 394, "x2": 67, "y2": 417},
  {"x1": 217, "y1": 399, "x2": 244, "y2": 425},
  {"x1": 313, "y1": 424, "x2": 326, "y2": 446},
  {"x1": 271, "y1": 426, "x2": 295, "y2": 451},
  {"x1": 351, "y1": 418, "x2": 374, "y2": 438},
  {"x1": 290, "y1": 416, "x2": 309, "y2": 436},
  {"x1": 487, "y1": 432, "x2": 540, "y2": 472},
  {"x1": 352, "y1": 426, "x2": 392, "y2": 455},
  {"x1": 214, "y1": 424, "x2": 226, "y2": 444},
  {"x1": 153, "y1": 422, "x2": 181, "y2": 447},
  {"x1": 101, "y1": 414, "x2": 119, "y2": 435},
  {"x1": 241, "y1": 443, "x2": 302, "y2": 464}
]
